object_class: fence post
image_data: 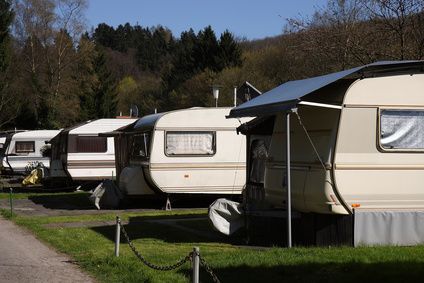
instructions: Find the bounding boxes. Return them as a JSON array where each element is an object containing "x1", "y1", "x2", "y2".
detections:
[
  {"x1": 9, "y1": 188, "x2": 13, "y2": 217},
  {"x1": 192, "y1": 247, "x2": 199, "y2": 283},
  {"x1": 115, "y1": 216, "x2": 121, "y2": 257}
]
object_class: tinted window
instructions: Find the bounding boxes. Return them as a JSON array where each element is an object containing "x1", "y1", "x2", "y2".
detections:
[{"x1": 15, "y1": 141, "x2": 35, "y2": 153}]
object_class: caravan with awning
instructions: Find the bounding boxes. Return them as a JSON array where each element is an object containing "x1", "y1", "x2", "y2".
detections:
[
  {"x1": 106, "y1": 107, "x2": 250, "y2": 197},
  {"x1": 46, "y1": 118, "x2": 137, "y2": 185},
  {"x1": 229, "y1": 61, "x2": 424, "y2": 246}
]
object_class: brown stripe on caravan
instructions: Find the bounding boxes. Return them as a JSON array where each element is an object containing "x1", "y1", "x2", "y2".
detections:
[
  {"x1": 149, "y1": 162, "x2": 246, "y2": 171},
  {"x1": 68, "y1": 160, "x2": 115, "y2": 169}
]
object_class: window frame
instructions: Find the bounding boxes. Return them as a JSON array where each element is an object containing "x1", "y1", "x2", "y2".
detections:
[
  {"x1": 164, "y1": 131, "x2": 216, "y2": 157},
  {"x1": 15, "y1": 141, "x2": 35, "y2": 153},
  {"x1": 377, "y1": 108, "x2": 424, "y2": 153},
  {"x1": 130, "y1": 132, "x2": 151, "y2": 160}
]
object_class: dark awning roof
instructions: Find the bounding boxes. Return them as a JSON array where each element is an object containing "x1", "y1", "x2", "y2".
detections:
[{"x1": 228, "y1": 61, "x2": 424, "y2": 118}]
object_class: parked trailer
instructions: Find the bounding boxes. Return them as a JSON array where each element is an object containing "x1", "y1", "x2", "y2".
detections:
[
  {"x1": 104, "y1": 108, "x2": 251, "y2": 197},
  {"x1": 1, "y1": 130, "x2": 60, "y2": 174},
  {"x1": 47, "y1": 118, "x2": 136, "y2": 185},
  {"x1": 228, "y1": 60, "x2": 424, "y2": 246}
]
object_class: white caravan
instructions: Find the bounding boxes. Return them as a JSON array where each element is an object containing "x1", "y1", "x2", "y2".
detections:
[
  {"x1": 47, "y1": 118, "x2": 136, "y2": 184},
  {"x1": 229, "y1": 61, "x2": 424, "y2": 246},
  {"x1": 108, "y1": 108, "x2": 250, "y2": 197},
  {"x1": 2, "y1": 130, "x2": 60, "y2": 174}
]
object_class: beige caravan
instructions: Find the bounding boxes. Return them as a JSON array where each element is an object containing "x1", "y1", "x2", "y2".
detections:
[
  {"x1": 229, "y1": 61, "x2": 424, "y2": 246},
  {"x1": 107, "y1": 107, "x2": 251, "y2": 198}
]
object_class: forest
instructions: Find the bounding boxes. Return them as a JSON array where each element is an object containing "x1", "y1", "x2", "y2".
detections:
[{"x1": 1, "y1": 0, "x2": 424, "y2": 130}]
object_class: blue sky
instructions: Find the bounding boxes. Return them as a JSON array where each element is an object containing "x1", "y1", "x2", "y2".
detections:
[{"x1": 86, "y1": 0, "x2": 328, "y2": 40}]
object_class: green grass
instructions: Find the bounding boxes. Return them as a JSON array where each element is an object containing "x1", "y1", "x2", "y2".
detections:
[{"x1": 2, "y1": 209, "x2": 424, "y2": 283}]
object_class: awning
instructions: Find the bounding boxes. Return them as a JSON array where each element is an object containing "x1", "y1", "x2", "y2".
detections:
[{"x1": 228, "y1": 61, "x2": 424, "y2": 118}]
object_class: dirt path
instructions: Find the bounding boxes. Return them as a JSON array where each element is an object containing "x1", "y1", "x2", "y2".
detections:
[{"x1": 0, "y1": 217, "x2": 95, "y2": 283}]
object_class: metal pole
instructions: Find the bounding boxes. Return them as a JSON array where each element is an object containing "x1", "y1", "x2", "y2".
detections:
[
  {"x1": 115, "y1": 216, "x2": 121, "y2": 257},
  {"x1": 286, "y1": 111, "x2": 292, "y2": 248},
  {"x1": 9, "y1": 188, "x2": 13, "y2": 217},
  {"x1": 233, "y1": 86, "x2": 237, "y2": 107},
  {"x1": 192, "y1": 247, "x2": 199, "y2": 283}
]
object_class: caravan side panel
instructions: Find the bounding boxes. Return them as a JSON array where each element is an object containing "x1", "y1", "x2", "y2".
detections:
[
  {"x1": 334, "y1": 74, "x2": 424, "y2": 210},
  {"x1": 148, "y1": 130, "x2": 246, "y2": 194}
]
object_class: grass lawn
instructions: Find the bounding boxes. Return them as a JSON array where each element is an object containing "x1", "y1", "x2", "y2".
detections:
[{"x1": 2, "y1": 204, "x2": 424, "y2": 283}]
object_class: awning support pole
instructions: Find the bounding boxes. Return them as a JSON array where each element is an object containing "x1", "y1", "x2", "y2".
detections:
[{"x1": 286, "y1": 109, "x2": 296, "y2": 248}]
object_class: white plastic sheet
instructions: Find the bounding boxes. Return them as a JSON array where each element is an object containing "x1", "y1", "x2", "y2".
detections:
[{"x1": 208, "y1": 198, "x2": 243, "y2": 236}]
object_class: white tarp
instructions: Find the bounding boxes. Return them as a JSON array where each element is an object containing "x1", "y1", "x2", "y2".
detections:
[
  {"x1": 166, "y1": 132, "x2": 213, "y2": 155},
  {"x1": 208, "y1": 198, "x2": 243, "y2": 236},
  {"x1": 89, "y1": 179, "x2": 123, "y2": 209},
  {"x1": 354, "y1": 210, "x2": 424, "y2": 246},
  {"x1": 380, "y1": 110, "x2": 424, "y2": 149}
]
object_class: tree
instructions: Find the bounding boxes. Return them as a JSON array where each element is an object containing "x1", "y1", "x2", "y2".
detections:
[
  {"x1": 13, "y1": 0, "x2": 87, "y2": 128},
  {"x1": 93, "y1": 48, "x2": 117, "y2": 118},
  {"x1": 216, "y1": 30, "x2": 243, "y2": 70},
  {"x1": 0, "y1": 0, "x2": 17, "y2": 128}
]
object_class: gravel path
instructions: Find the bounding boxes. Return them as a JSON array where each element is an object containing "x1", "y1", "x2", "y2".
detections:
[{"x1": 0, "y1": 217, "x2": 95, "y2": 283}]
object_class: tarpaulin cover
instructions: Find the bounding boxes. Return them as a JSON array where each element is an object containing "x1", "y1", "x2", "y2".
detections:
[
  {"x1": 228, "y1": 61, "x2": 424, "y2": 118},
  {"x1": 89, "y1": 179, "x2": 123, "y2": 209},
  {"x1": 209, "y1": 198, "x2": 243, "y2": 236},
  {"x1": 22, "y1": 168, "x2": 43, "y2": 186},
  {"x1": 380, "y1": 110, "x2": 424, "y2": 149},
  {"x1": 354, "y1": 210, "x2": 424, "y2": 246}
]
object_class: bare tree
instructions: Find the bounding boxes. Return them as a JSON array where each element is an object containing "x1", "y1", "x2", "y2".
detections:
[{"x1": 12, "y1": 0, "x2": 87, "y2": 127}]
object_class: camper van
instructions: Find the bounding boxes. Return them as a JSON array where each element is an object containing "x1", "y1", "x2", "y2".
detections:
[
  {"x1": 228, "y1": 61, "x2": 424, "y2": 246},
  {"x1": 108, "y1": 108, "x2": 250, "y2": 197},
  {"x1": 47, "y1": 118, "x2": 137, "y2": 185},
  {"x1": 1, "y1": 130, "x2": 60, "y2": 174}
]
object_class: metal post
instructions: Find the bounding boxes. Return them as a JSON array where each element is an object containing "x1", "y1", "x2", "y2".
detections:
[
  {"x1": 115, "y1": 216, "x2": 121, "y2": 257},
  {"x1": 286, "y1": 111, "x2": 292, "y2": 248},
  {"x1": 9, "y1": 188, "x2": 13, "y2": 217},
  {"x1": 192, "y1": 247, "x2": 199, "y2": 283}
]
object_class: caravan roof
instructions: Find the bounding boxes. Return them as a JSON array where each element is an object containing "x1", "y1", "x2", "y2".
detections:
[
  {"x1": 228, "y1": 61, "x2": 424, "y2": 118},
  {"x1": 133, "y1": 107, "x2": 244, "y2": 132},
  {"x1": 12, "y1": 130, "x2": 61, "y2": 140},
  {"x1": 69, "y1": 119, "x2": 137, "y2": 135}
]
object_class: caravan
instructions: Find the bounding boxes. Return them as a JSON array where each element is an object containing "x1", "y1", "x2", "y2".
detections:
[
  {"x1": 1, "y1": 130, "x2": 60, "y2": 174},
  {"x1": 107, "y1": 108, "x2": 250, "y2": 197},
  {"x1": 229, "y1": 61, "x2": 424, "y2": 246},
  {"x1": 47, "y1": 118, "x2": 136, "y2": 185}
]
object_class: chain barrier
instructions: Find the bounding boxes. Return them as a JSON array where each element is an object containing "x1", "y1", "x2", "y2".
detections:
[
  {"x1": 120, "y1": 221, "x2": 192, "y2": 271},
  {"x1": 119, "y1": 221, "x2": 222, "y2": 282},
  {"x1": 198, "y1": 253, "x2": 221, "y2": 283}
]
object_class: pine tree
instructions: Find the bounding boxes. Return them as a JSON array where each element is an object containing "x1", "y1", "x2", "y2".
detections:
[
  {"x1": 0, "y1": 0, "x2": 16, "y2": 128},
  {"x1": 93, "y1": 48, "x2": 117, "y2": 118},
  {"x1": 216, "y1": 30, "x2": 242, "y2": 70}
]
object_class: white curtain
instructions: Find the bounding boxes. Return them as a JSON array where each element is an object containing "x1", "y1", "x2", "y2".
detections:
[
  {"x1": 381, "y1": 110, "x2": 424, "y2": 149},
  {"x1": 166, "y1": 132, "x2": 214, "y2": 155}
]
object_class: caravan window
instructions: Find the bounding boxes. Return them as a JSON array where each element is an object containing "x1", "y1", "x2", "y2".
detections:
[
  {"x1": 15, "y1": 141, "x2": 35, "y2": 153},
  {"x1": 131, "y1": 133, "x2": 151, "y2": 159},
  {"x1": 75, "y1": 136, "x2": 107, "y2": 153},
  {"x1": 380, "y1": 109, "x2": 424, "y2": 150},
  {"x1": 165, "y1": 131, "x2": 215, "y2": 156}
]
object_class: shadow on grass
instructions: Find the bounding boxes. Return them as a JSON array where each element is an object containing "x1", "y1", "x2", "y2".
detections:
[
  {"x1": 177, "y1": 261, "x2": 424, "y2": 283},
  {"x1": 28, "y1": 193, "x2": 93, "y2": 210},
  {"x1": 91, "y1": 215, "x2": 233, "y2": 244}
]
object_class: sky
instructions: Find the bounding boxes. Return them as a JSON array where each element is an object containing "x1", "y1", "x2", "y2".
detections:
[{"x1": 86, "y1": 0, "x2": 328, "y2": 40}]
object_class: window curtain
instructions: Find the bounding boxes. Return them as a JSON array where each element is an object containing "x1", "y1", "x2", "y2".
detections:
[
  {"x1": 381, "y1": 110, "x2": 424, "y2": 149},
  {"x1": 166, "y1": 132, "x2": 214, "y2": 155}
]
